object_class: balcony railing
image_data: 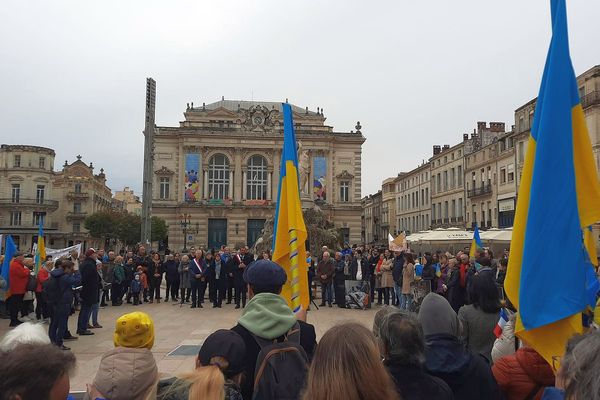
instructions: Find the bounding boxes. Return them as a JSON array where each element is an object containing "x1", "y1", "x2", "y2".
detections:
[
  {"x1": 581, "y1": 91, "x2": 600, "y2": 109},
  {"x1": 467, "y1": 184, "x2": 493, "y2": 198},
  {"x1": 67, "y1": 192, "x2": 89, "y2": 200},
  {"x1": 66, "y1": 211, "x2": 88, "y2": 220},
  {"x1": 0, "y1": 198, "x2": 59, "y2": 210}
]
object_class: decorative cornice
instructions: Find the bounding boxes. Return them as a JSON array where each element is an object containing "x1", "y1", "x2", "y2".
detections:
[
  {"x1": 336, "y1": 170, "x2": 354, "y2": 180},
  {"x1": 154, "y1": 166, "x2": 175, "y2": 175}
]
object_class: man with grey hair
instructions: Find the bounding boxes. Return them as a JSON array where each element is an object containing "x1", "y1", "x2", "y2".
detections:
[
  {"x1": 316, "y1": 251, "x2": 335, "y2": 307},
  {"x1": 378, "y1": 310, "x2": 453, "y2": 399}
]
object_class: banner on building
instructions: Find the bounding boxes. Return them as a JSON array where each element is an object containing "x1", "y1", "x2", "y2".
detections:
[
  {"x1": 32, "y1": 243, "x2": 82, "y2": 260},
  {"x1": 184, "y1": 153, "x2": 201, "y2": 202},
  {"x1": 313, "y1": 156, "x2": 327, "y2": 201}
]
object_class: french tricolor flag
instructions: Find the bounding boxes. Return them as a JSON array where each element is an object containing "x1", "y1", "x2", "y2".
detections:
[{"x1": 494, "y1": 308, "x2": 509, "y2": 338}]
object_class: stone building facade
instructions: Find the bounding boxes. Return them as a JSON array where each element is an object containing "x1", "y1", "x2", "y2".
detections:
[
  {"x1": 380, "y1": 177, "x2": 397, "y2": 239},
  {"x1": 113, "y1": 186, "x2": 142, "y2": 216},
  {"x1": 151, "y1": 99, "x2": 365, "y2": 251},
  {"x1": 395, "y1": 162, "x2": 431, "y2": 235},
  {"x1": 361, "y1": 190, "x2": 381, "y2": 245},
  {"x1": 0, "y1": 146, "x2": 113, "y2": 251},
  {"x1": 429, "y1": 141, "x2": 466, "y2": 229}
]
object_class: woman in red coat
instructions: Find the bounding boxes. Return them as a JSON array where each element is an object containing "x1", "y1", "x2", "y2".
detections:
[
  {"x1": 492, "y1": 346, "x2": 555, "y2": 400},
  {"x1": 35, "y1": 258, "x2": 52, "y2": 322},
  {"x1": 8, "y1": 252, "x2": 31, "y2": 326}
]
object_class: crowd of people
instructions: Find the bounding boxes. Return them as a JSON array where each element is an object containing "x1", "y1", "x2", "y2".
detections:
[{"x1": 0, "y1": 243, "x2": 599, "y2": 399}]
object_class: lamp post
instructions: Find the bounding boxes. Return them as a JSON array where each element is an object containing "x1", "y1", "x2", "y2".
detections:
[{"x1": 180, "y1": 214, "x2": 199, "y2": 253}]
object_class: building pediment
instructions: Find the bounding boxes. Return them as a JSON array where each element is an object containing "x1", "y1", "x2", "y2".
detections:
[
  {"x1": 336, "y1": 170, "x2": 354, "y2": 180},
  {"x1": 155, "y1": 166, "x2": 175, "y2": 175}
]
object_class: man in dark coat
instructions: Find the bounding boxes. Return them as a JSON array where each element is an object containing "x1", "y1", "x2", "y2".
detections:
[
  {"x1": 392, "y1": 251, "x2": 405, "y2": 307},
  {"x1": 77, "y1": 248, "x2": 100, "y2": 335},
  {"x1": 350, "y1": 250, "x2": 368, "y2": 281},
  {"x1": 232, "y1": 246, "x2": 254, "y2": 309},
  {"x1": 163, "y1": 254, "x2": 180, "y2": 302},
  {"x1": 231, "y1": 259, "x2": 316, "y2": 400},
  {"x1": 316, "y1": 251, "x2": 335, "y2": 307}
]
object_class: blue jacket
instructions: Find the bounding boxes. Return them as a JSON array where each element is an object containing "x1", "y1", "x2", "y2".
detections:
[{"x1": 50, "y1": 268, "x2": 78, "y2": 306}]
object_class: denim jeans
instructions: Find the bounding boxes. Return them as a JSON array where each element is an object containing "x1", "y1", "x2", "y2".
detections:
[
  {"x1": 400, "y1": 293, "x2": 413, "y2": 310},
  {"x1": 321, "y1": 283, "x2": 333, "y2": 305},
  {"x1": 89, "y1": 302, "x2": 99, "y2": 325},
  {"x1": 394, "y1": 283, "x2": 402, "y2": 306},
  {"x1": 77, "y1": 304, "x2": 92, "y2": 332},
  {"x1": 49, "y1": 303, "x2": 70, "y2": 346}
]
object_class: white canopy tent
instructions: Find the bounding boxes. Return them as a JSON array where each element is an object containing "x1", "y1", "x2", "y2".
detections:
[{"x1": 405, "y1": 228, "x2": 513, "y2": 254}]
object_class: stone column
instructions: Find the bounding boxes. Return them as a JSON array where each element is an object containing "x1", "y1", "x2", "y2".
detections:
[
  {"x1": 229, "y1": 170, "x2": 234, "y2": 199},
  {"x1": 233, "y1": 150, "x2": 242, "y2": 202},
  {"x1": 242, "y1": 170, "x2": 247, "y2": 200},
  {"x1": 203, "y1": 169, "x2": 209, "y2": 199},
  {"x1": 267, "y1": 170, "x2": 272, "y2": 201},
  {"x1": 272, "y1": 150, "x2": 281, "y2": 203}
]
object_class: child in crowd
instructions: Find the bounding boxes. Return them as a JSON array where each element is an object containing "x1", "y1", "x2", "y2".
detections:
[
  {"x1": 131, "y1": 272, "x2": 143, "y2": 306},
  {"x1": 136, "y1": 265, "x2": 149, "y2": 303}
]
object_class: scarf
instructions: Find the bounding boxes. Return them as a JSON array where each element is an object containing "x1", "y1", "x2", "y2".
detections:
[
  {"x1": 459, "y1": 263, "x2": 468, "y2": 288},
  {"x1": 376, "y1": 258, "x2": 383, "y2": 273}
]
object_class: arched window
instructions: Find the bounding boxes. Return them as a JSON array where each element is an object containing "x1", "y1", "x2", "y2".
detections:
[
  {"x1": 208, "y1": 154, "x2": 230, "y2": 199},
  {"x1": 247, "y1": 155, "x2": 267, "y2": 200}
]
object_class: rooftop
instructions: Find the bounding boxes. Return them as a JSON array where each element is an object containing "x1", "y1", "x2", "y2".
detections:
[{"x1": 190, "y1": 99, "x2": 322, "y2": 116}]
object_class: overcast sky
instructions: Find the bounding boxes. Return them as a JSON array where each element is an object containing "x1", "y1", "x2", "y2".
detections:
[{"x1": 1, "y1": 0, "x2": 598, "y2": 197}]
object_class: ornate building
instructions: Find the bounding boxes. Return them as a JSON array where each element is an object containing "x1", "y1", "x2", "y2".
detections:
[
  {"x1": 0, "y1": 147, "x2": 113, "y2": 251},
  {"x1": 151, "y1": 99, "x2": 365, "y2": 251},
  {"x1": 113, "y1": 186, "x2": 142, "y2": 216}
]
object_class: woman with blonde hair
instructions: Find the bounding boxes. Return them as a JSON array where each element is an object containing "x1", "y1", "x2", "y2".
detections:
[{"x1": 303, "y1": 322, "x2": 399, "y2": 400}]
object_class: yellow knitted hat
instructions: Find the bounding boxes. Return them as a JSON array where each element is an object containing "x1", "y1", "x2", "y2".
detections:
[{"x1": 113, "y1": 312, "x2": 155, "y2": 350}]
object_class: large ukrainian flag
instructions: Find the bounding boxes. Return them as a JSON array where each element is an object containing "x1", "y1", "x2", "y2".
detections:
[
  {"x1": 272, "y1": 103, "x2": 310, "y2": 312},
  {"x1": 34, "y1": 218, "x2": 46, "y2": 274},
  {"x1": 505, "y1": 0, "x2": 600, "y2": 367},
  {"x1": 469, "y1": 225, "x2": 483, "y2": 258}
]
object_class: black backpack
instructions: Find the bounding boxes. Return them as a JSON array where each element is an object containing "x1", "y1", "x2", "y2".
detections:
[
  {"x1": 42, "y1": 275, "x2": 63, "y2": 304},
  {"x1": 252, "y1": 322, "x2": 309, "y2": 400}
]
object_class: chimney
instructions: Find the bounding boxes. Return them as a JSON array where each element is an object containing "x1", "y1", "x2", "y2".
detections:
[
  {"x1": 489, "y1": 122, "x2": 505, "y2": 132},
  {"x1": 442, "y1": 145, "x2": 450, "y2": 151},
  {"x1": 477, "y1": 121, "x2": 487, "y2": 133},
  {"x1": 433, "y1": 145, "x2": 441, "y2": 156},
  {"x1": 463, "y1": 134, "x2": 469, "y2": 142}
]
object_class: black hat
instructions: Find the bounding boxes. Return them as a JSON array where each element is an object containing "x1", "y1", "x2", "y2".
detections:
[
  {"x1": 243, "y1": 259, "x2": 287, "y2": 287},
  {"x1": 198, "y1": 330, "x2": 246, "y2": 377}
]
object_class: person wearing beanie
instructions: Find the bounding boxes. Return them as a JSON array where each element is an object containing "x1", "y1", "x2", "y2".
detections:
[
  {"x1": 157, "y1": 329, "x2": 246, "y2": 400},
  {"x1": 231, "y1": 259, "x2": 316, "y2": 399},
  {"x1": 85, "y1": 312, "x2": 158, "y2": 400}
]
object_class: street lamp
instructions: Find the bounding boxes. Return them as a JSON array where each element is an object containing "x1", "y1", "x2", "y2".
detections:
[{"x1": 180, "y1": 214, "x2": 199, "y2": 253}]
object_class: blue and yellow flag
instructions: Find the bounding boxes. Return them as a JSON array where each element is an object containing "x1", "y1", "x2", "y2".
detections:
[
  {"x1": 34, "y1": 218, "x2": 46, "y2": 274},
  {"x1": 469, "y1": 225, "x2": 483, "y2": 258},
  {"x1": 272, "y1": 103, "x2": 310, "y2": 312},
  {"x1": 1, "y1": 235, "x2": 17, "y2": 299},
  {"x1": 505, "y1": 0, "x2": 600, "y2": 367}
]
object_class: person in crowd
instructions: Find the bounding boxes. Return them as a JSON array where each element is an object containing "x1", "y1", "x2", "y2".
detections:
[
  {"x1": 221, "y1": 247, "x2": 234, "y2": 304},
  {"x1": 208, "y1": 250, "x2": 227, "y2": 308},
  {"x1": 34, "y1": 257, "x2": 52, "y2": 322},
  {"x1": 8, "y1": 252, "x2": 31, "y2": 327},
  {"x1": 232, "y1": 246, "x2": 253, "y2": 309},
  {"x1": 157, "y1": 329, "x2": 245, "y2": 400},
  {"x1": 99, "y1": 250, "x2": 111, "y2": 307},
  {"x1": 131, "y1": 269, "x2": 143, "y2": 305},
  {"x1": 436, "y1": 254, "x2": 451, "y2": 296},
  {"x1": 179, "y1": 255, "x2": 192, "y2": 304},
  {"x1": 401, "y1": 253, "x2": 416, "y2": 310},
  {"x1": 302, "y1": 322, "x2": 399, "y2": 400},
  {"x1": 458, "y1": 272, "x2": 501, "y2": 363},
  {"x1": 367, "y1": 249, "x2": 379, "y2": 301},
  {"x1": 86, "y1": 311, "x2": 158, "y2": 400},
  {"x1": 88, "y1": 261, "x2": 104, "y2": 330},
  {"x1": 111, "y1": 256, "x2": 125, "y2": 306},
  {"x1": 20, "y1": 256, "x2": 36, "y2": 321},
  {"x1": 0, "y1": 343, "x2": 76, "y2": 400},
  {"x1": 496, "y1": 258, "x2": 508, "y2": 287},
  {"x1": 351, "y1": 249, "x2": 367, "y2": 281},
  {"x1": 392, "y1": 251, "x2": 404, "y2": 307},
  {"x1": 134, "y1": 246, "x2": 153, "y2": 301},
  {"x1": 190, "y1": 249, "x2": 208, "y2": 308},
  {"x1": 377, "y1": 311, "x2": 453, "y2": 399},
  {"x1": 231, "y1": 259, "x2": 316, "y2": 399},
  {"x1": 306, "y1": 251, "x2": 315, "y2": 302},
  {"x1": 343, "y1": 253, "x2": 352, "y2": 279},
  {"x1": 317, "y1": 251, "x2": 335, "y2": 307},
  {"x1": 491, "y1": 307, "x2": 518, "y2": 363},
  {"x1": 492, "y1": 343, "x2": 554, "y2": 400},
  {"x1": 380, "y1": 249, "x2": 394, "y2": 306},
  {"x1": 374, "y1": 252, "x2": 385, "y2": 305},
  {"x1": 261, "y1": 250, "x2": 271, "y2": 260},
  {"x1": 414, "y1": 255, "x2": 423, "y2": 278},
  {"x1": 137, "y1": 265, "x2": 149, "y2": 302},
  {"x1": 333, "y1": 252, "x2": 346, "y2": 308},
  {"x1": 47, "y1": 260, "x2": 78, "y2": 350},
  {"x1": 0, "y1": 321, "x2": 51, "y2": 351},
  {"x1": 418, "y1": 293, "x2": 501, "y2": 400},
  {"x1": 372, "y1": 305, "x2": 400, "y2": 342},
  {"x1": 206, "y1": 251, "x2": 216, "y2": 304},
  {"x1": 421, "y1": 254, "x2": 437, "y2": 293},
  {"x1": 149, "y1": 252, "x2": 163, "y2": 303},
  {"x1": 543, "y1": 331, "x2": 600, "y2": 400},
  {"x1": 164, "y1": 254, "x2": 180, "y2": 302},
  {"x1": 123, "y1": 257, "x2": 135, "y2": 304},
  {"x1": 446, "y1": 253, "x2": 470, "y2": 313},
  {"x1": 77, "y1": 248, "x2": 100, "y2": 336}
]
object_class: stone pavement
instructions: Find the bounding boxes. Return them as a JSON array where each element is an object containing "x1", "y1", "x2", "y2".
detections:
[{"x1": 0, "y1": 300, "x2": 379, "y2": 391}]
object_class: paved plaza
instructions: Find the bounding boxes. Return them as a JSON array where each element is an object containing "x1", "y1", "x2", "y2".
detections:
[{"x1": 0, "y1": 300, "x2": 378, "y2": 391}]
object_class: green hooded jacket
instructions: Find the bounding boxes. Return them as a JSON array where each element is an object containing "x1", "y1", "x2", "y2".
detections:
[{"x1": 237, "y1": 292, "x2": 297, "y2": 339}]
